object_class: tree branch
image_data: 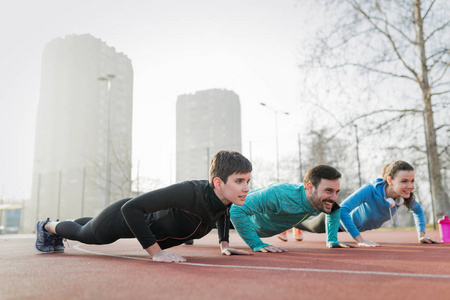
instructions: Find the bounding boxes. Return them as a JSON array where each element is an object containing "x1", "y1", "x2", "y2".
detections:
[
  {"x1": 304, "y1": 101, "x2": 344, "y2": 127},
  {"x1": 425, "y1": 20, "x2": 450, "y2": 42},
  {"x1": 422, "y1": 0, "x2": 437, "y2": 20},
  {"x1": 367, "y1": 15, "x2": 416, "y2": 45},
  {"x1": 427, "y1": 48, "x2": 449, "y2": 71},
  {"x1": 436, "y1": 124, "x2": 450, "y2": 132},
  {"x1": 350, "y1": 0, "x2": 420, "y2": 81},
  {"x1": 333, "y1": 62, "x2": 416, "y2": 81},
  {"x1": 439, "y1": 145, "x2": 449, "y2": 157},
  {"x1": 431, "y1": 90, "x2": 450, "y2": 96},
  {"x1": 430, "y1": 63, "x2": 450, "y2": 85},
  {"x1": 327, "y1": 108, "x2": 422, "y2": 141},
  {"x1": 431, "y1": 80, "x2": 450, "y2": 89},
  {"x1": 361, "y1": 111, "x2": 416, "y2": 137},
  {"x1": 386, "y1": 144, "x2": 426, "y2": 154}
]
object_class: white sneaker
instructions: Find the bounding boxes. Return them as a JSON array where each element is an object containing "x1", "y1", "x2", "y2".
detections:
[
  {"x1": 277, "y1": 230, "x2": 288, "y2": 242},
  {"x1": 293, "y1": 228, "x2": 303, "y2": 241}
]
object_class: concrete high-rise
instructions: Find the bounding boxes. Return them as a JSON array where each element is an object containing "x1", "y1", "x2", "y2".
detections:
[
  {"x1": 176, "y1": 89, "x2": 242, "y2": 182},
  {"x1": 22, "y1": 34, "x2": 133, "y2": 232}
]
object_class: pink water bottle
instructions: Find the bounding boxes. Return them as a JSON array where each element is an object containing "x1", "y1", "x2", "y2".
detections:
[{"x1": 438, "y1": 216, "x2": 450, "y2": 243}]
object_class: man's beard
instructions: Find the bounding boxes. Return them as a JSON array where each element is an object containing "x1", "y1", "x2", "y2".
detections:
[{"x1": 311, "y1": 191, "x2": 333, "y2": 213}]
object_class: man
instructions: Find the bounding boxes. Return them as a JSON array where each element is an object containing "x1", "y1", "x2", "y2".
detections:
[{"x1": 230, "y1": 164, "x2": 354, "y2": 252}]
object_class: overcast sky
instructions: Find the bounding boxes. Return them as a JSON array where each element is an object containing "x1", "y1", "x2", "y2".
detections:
[{"x1": 0, "y1": 0, "x2": 326, "y2": 199}]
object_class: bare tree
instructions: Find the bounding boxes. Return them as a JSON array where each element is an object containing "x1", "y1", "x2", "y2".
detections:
[
  {"x1": 299, "y1": 0, "x2": 450, "y2": 216},
  {"x1": 88, "y1": 139, "x2": 133, "y2": 203}
]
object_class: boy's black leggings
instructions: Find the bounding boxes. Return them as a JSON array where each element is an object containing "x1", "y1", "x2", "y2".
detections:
[{"x1": 55, "y1": 198, "x2": 134, "y2": 245}]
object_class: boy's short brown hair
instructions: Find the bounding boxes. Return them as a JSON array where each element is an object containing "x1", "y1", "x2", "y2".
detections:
[
  {"x1": 209, "y1": 150, "x2": 252, "y2": 187},
  {"x1": 303, "y1": 164, "x2": 341, "y2": 188}
]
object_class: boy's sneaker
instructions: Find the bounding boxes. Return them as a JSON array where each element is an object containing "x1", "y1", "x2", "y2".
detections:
[
  {"x1": 51, "y1": 219, "x2": 65, "y2": 253},
  {"x1": 293, "y1": 228, "x2": 304, "y2": 241},
  {"x1": 277, "y1": 230, "x2": 288, "y2": 242},
  {"x1": 35, "y1": 218, "x2": 54, "y2": 253},
  {"x1": 52, "y1": 236, "x2": 65, "y2": 253}
]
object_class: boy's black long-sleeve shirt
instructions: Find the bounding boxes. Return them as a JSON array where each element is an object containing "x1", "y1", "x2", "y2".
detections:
[{"x1": 121, "y1": 180, "x2": 230, "y2": 249}]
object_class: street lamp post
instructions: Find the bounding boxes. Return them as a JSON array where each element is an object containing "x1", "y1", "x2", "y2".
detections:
[
  {"x1": 354, "y1": 124, "x2": 362, "y2": 187},
  {"x1": 260, "y1": 102, "x2": 289, "y2": 182},
  {"x1": 98, "y1": 74, "x2": 115, "y2": 207}
]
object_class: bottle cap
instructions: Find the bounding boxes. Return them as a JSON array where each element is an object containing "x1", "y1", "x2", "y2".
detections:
[{"x1": 438, "y1": 216, "x2": 450, "y2": 224}]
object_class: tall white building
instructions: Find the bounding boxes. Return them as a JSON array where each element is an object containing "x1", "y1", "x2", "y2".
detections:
[
  {"x1": 23, "y1": 34, "x2": 133, "y2": 232},
  {"x1": 176, "y1": 89, "x2": 242, "y2": 182}
]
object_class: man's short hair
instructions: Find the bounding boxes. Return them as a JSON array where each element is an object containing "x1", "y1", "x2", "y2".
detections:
[
  {"x1": 209, "y1": 150, "x2": 252, "y2": 187},
  {"x1": 303, "y1": 165, "x2": 341, "y2": 187}
]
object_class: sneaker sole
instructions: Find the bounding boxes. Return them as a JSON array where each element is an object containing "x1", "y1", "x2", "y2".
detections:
[
  {"x1": 277, "y1": 236, "x2": 288, "y2": 242},
  {"x1": 34, "y1": 221, "x2": 53, "y2": 254}
]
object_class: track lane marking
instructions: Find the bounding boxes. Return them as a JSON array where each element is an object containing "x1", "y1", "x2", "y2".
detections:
[{"x1": 73, "y1": 244, "x2": 450, "y2": 279}]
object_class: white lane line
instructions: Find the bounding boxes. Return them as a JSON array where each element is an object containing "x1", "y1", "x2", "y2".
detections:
[{"x1": 73, "y1": 244, "x2": 450, "y2": 279}]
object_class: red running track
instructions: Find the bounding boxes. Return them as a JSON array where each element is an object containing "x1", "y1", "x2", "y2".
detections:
[{"x1": 1, "y1": 229, "x2": 449, "y2": 299}]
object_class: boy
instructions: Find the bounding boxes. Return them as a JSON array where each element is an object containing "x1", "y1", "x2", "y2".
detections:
[
  {"x1": 230, "y1": 165, "x2": 354, "y2": 252},
  {"x1": 35, "y1": 150, "x2": 252, "y2": 262}
]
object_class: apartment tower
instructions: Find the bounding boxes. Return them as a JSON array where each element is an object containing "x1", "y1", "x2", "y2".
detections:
[
  {"x1": 176, "y1": 89, "x2": 242, "y2": 182},
  {"x1": 23, "y1": 34, "x2": 133, "y2": 232}
]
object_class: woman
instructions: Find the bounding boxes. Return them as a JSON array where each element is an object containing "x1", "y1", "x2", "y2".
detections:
[
  {"x1": 340, "y1": 160, "x2": 440, "y2": 246},
  {"x1": 295, "y1": 161, "x2": 440, "y2": 246}
]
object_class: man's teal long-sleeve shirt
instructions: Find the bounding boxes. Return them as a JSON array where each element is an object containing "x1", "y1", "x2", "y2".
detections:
[{"x1": 230, "y1": 183, "x2": 340, "y2": 251}]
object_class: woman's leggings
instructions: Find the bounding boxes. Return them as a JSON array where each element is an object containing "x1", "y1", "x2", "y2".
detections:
[{"x1": 55, "y1": 198, "x2": 135, "y2": 245}]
